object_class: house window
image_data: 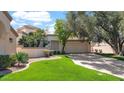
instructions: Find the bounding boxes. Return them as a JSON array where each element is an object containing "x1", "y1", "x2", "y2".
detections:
[{"x1": 9, "y1": 38, "x2": 13, "y2": 43}]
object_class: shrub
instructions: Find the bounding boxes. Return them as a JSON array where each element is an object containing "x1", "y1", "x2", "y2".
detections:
[
  {"x1": 49, "y1": 50, "x2": 54, "y2": 56},
  {"x1": 0, "y1": 55, "x2": 11, "y2": 69},
  {"x1": 95, "y1": 49, "x2": 98, "y2": 53},
  {"x1": 99, "y1": 49, "x2": 102, "y2": 53},
  {"x1": 10, "y1": 54, "x2": 17, "y2": 66},
  {"x1": 16, "y1": 52, "x2": 29, "y2": 66},
  {"x1": 53, "y1": 51, "x2": 57, "y2": 55},
  {"x1": 57, "y1": 51, "x2": 60, "y2": 54},
  {"x1": 43, "y1": 50, "x2": 50, "y2": 57}
]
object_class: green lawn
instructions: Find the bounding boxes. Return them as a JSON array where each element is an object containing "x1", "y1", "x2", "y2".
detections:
[
  {"x1": 97, "y1": 53, "x2": 124, "y2": 61},
  {"x1": 0, "y1": 56, "x2": 123, "y2": 81}
]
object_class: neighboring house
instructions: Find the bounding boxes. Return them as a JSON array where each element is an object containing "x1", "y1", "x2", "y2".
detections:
[
  {"x1": 17, "y1": 25, "x2": 39, "y2": 34},
  {"x1": 0, "y1": 11, "x2": 18, "y2": 55},
  {"x1": 46, "y1": 34, "x2": 91, "y2": 53},
  {"x1": 16, "y1": 25, "x2": 40, "y2": 46}
]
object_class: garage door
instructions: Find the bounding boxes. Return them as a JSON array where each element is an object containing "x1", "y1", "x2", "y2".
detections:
[
  {"x1": 51, "y1": 41, "x2": 60, "y2": 51},
  {"x1": 65, "y1": 41, "x2": 90, "y2": 53}
]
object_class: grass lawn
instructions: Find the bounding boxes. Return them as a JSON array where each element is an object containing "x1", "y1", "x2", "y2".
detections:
[
  {"x1": 0, "y1": 55, "x2": 123, "y2": 81},
  {"x1": 97, "y1": 53, "x2": 124, "y2": 61}
]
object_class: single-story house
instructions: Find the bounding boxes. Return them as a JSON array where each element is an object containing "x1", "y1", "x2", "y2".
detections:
[
  {"x1": 0, "y1": 11, "x2": 18, "y2": 55},
  {"x1": 16, "y1": 31, "x2": 91, "y2": 57},
  {"x1": 46, "y1": 34, "x2": 91, "y2": 53},
  {"x1": 16, "y1": 24, "x2": 115, "y2": 56}
]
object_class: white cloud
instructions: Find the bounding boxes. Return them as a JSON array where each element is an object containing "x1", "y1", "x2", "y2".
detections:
[
  {"x1": 11, "y1": 11, "x2": 52, "y2": 29},
  {"x1": 10, "y1": 20, "x2": 16, "y2": 25},
  {"x1": 10, "y1": 20, "x2": 27, "y2": 28},
  {"x1": 47, "y1": 23, "x2": 55, "y2": 34},
  {"x1": 33, "y1": 22, "x2": 42, "y2": 26},
  {"x1": 48, "y1": 27, "x2": 55, "y2": 34},
  {"x1": 12, "y1": 11, "x2": 51, "y2": 22}
]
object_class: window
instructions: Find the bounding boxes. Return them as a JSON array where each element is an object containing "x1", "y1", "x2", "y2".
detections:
[{"x1": 9, "y1": 38, "x2": 13, "y2": 43}]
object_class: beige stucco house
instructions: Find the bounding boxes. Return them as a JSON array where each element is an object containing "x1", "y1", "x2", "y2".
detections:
[
  {"x1": 0, "y1": 11, "x2": 18, "y2": 55},
  {"x1": 16, "y1": 24, "x2": 116, "y2": 55},
  {"x1": 16, "y1": 24, "x2": 115, "y2": 55},
  {"x1": 16, "y1": 25, "x2": 41, "y2": 46},
  {"x1": 46, "y1": 34, "x2": 115, "y2": 54},
  {"x1": 46, "y1": 34, "x2": 91, "y2": 53}
]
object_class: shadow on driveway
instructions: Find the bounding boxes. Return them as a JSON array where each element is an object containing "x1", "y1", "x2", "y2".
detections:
[{"x1": 68, "y1": 53, "x2": 124, "y2": 77}]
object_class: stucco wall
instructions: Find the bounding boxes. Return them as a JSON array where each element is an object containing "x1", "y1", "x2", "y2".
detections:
[
  {"x1": 0, "y1": 30, "x2": 17, "y2": 55},
  {"x1": 0, "y1": 12, "x2": 10, "y2": 33},
  {"x1": 0, "y1": 36, "x2": 6, "y2": 55},
  {"x1": 0, "y1": 20, "x2": 6, "y2": 55},
  {"x1": 17, "y1": 46, "x2": 47, "y2": 58},
  {"x1": 5, "y1": 29, "x2": 17, "y2": 55},
  {"x1": 0, "y1": 12, "x2": 17, "y2": 55},
  {"x1": 46, "y1": 35, "x2": 58, "y2": 41}
]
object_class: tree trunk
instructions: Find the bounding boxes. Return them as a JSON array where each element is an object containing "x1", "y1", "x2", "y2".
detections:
[
  {"x1": 112, "y1": 43, "x2": 123, "y2": 55},
  {"x1": 106, "y1": 41, "x2": 121, "y2": 55},
  {"x1": 118, "y1": 43, "x2": 123, "y2": 56},
  {"x1": 61, "y1": 43, "x2": 66, "y2": 54}
]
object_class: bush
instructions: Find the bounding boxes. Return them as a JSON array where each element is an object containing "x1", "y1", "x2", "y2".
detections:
[
  {"x1": 52, "y1": 51, "x2": 62, "y2": 55},
  {"x1": 0, "y1": 55, "x2": 11, "y2": 69},
  {"x1": 99, "y1": 49, "x2": 102, "y2": 53},
  {"x1": 49, "y1": 50, "x2": 54, "y2": 56},
  {"x1": 10, "y1": 54, "x2": 17, "y2": 66},
  {"x1": 95, "y1": 49, "x2": 98, "y2": 53},
  {"x1": 16, "y1": 52, "x2": 29, "y2": 66},
  {"x1": 57, "y1": 51, "x2": 60, "y2": 54},
  {"x1": 53, "y1": 51, "x2": 57, "y2": 55},
  {"x1": 43, "y1": 50, "x2": 50, "y2": 57}
]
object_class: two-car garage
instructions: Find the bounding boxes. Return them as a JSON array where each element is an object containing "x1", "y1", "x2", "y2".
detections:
[
  {"x1": 65, "y1": 40, "x2": 91, "y2": 53},
  {"x1": 50, "y1": 40, "x2": 91, "y2": 53}
]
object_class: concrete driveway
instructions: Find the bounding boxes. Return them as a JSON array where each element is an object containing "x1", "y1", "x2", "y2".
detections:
[{"x1": 68, "y1": 53, "x2": 124, "y2": 78}]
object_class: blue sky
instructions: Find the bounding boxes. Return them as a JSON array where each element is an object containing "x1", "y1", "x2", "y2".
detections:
[{"x1": 9, "y1": 11, "x2": 66, "y2": 34}]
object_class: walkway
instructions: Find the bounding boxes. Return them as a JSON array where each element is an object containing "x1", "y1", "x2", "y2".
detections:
[
  {"x1": 28, "y1": 56, "x2": 61, "y2": 63},
  {"x1": 68, "y1": 53, "x2": 124, "y2": 78}
]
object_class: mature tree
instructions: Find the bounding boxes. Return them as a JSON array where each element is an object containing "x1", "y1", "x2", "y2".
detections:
[
  {"x1": 55, "y1": 19, "x2": 71, "y2": 53},
  {"x1": 66, "y1": 11, "x2": 124, "y2": 55},
  {"x1": 19, "y1": 29, "x2": 45, "y2": 47},
  {"x1": 66, "y1": 11, "x2": 94, "y2": 41},
  {"x1": 94, "y1": 12, "x2": 124, "y2": 55}
]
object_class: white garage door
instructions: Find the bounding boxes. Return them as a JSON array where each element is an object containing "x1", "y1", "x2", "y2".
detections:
[{"x1": 65, "y1": 41, "x2": 90, "y2": 53}]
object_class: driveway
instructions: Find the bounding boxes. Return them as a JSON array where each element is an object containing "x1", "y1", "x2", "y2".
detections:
[{"x1": 68, "y1": 53, "x2": 124, "y2": 78}]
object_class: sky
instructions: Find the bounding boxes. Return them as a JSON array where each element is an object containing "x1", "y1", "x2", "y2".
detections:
[{"x1": 9, "y1": 11, "x2": 66, "y2": 34}]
